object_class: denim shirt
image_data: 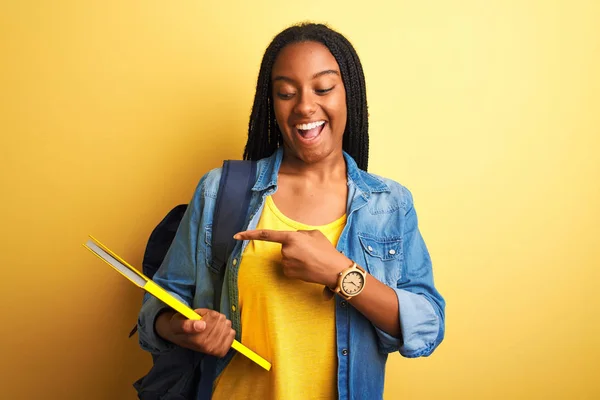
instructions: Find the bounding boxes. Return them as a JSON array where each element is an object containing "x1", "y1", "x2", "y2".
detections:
[{"x1": 138, "y1": 148, "x2": 445, "y2": 400}]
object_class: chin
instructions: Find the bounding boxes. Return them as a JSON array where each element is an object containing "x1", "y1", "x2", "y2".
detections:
[{"x1": 286, "y1": 144, "x2": 336, "y2": 165}]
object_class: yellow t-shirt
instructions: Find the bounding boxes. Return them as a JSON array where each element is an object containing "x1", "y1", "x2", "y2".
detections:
[{"x1": 212, "y1": 196, "x2": 346, "y2": 400}]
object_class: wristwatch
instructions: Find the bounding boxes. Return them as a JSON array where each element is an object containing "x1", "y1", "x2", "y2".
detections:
[{"x1": 330, "y1": 261, "x2": 367, "y2": 300}]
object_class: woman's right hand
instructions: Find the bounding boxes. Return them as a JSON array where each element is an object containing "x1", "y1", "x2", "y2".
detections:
[{"x1": 155, "y1": 308, "x2": 236, "y2": 358}]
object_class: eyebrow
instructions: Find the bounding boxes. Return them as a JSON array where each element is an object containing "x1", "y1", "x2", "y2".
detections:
[{"x1": 273, "y1": 69, "x2": 340, "y2": 83}]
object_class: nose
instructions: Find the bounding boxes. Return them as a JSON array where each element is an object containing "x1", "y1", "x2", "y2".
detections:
[{"x1": 292, "y1": 91, "x2": 317, "y2": 117}]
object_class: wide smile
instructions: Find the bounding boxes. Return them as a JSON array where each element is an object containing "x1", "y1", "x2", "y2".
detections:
[{"x1": 293, "y1": 120, "x2": 327, "y2": 145}]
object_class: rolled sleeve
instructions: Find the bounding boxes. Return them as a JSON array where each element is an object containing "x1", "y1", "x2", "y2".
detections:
[
  {"x1": 373, "y1": 289, "x2": 442, "y2": 357},
  {"x1": 399, "y1": 289, "x2": 441, "y2": 357},
  {"x1": 138, "y1": 294, "x2": 176, "y2": 354},
  {"x1": 137, "y1": 291, "x2": 191, "y2": 355}
]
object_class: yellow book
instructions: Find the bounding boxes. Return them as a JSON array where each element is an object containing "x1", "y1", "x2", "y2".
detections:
[{"x1": 83, "y1": 235, "x2": 271, "y2": 371}]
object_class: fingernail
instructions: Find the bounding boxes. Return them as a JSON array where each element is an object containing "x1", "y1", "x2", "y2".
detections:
[
  {"x1": 194, "y1": 321, "x2": 205, "y2": 331},
  {"x1": 233, "y1": 234, "x2": 241, "y2": 240}
]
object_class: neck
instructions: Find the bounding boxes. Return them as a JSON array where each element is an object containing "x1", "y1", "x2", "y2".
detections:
[{"x1": 279, "y1": 148, "x2": 347, "y2": 183}]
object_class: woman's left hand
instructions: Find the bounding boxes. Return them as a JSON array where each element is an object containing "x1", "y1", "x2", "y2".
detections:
[{"x1": 234, "y1": 229, "x2": 350, "y2": 287}]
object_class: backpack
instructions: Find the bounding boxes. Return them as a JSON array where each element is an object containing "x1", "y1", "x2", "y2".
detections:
[{"x1": 132, "y1": 160, "x2": 257, "y2": 400}]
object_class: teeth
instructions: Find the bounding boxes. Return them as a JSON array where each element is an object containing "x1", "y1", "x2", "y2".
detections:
[{"x1": 295, "y1": 120, "x2": 325, "y2": 130}]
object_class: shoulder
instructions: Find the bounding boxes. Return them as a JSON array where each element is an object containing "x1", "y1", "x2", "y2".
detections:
[
  {"x1": 192, "y1": 156, "x2": 270, "y2": 201},
  {"x1": 192, "y1": 167, "x2": 223, "y2": 201},
  {"x1": 199, "y1": 154, "x2": 274, "y2": 194},
  {"x1": 358, "y1": 170, "x2": 415, "y2": 210}
]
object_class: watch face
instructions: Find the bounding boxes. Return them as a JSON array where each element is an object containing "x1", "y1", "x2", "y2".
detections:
[{"x1": 342, "y1": 271, "x2": 364, "y2": 295}]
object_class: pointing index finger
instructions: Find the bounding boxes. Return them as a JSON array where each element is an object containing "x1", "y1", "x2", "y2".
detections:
[{"x1": 233, "y1": 229, "x2": 293, "y2": 244}]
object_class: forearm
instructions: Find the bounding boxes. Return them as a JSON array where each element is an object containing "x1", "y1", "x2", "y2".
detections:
[
  {"x1": 349, "y1": 273, "x2": 401, "y2": 338},
  {"x1": 326, "y1": 255, "x2": 401, "y2": 338}
]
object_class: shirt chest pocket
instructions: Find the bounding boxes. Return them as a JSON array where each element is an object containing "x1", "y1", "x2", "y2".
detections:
[{"x1": 358, "y1": 234, "x2": 403, "y2": 286}]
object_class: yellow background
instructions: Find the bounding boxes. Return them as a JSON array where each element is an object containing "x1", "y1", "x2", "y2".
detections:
[{"x1": 1, "y1": 1, "x2": 598, "y2": 399}]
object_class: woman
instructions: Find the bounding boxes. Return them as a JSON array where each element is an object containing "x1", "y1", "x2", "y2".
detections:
[{"x1": 138, "y1": 22, "x2": 445, "y2": 400}]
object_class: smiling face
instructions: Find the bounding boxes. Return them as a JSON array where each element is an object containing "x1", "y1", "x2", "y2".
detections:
[{"x1": 271, "y1": 41, "x2": 347, "y2": 165}]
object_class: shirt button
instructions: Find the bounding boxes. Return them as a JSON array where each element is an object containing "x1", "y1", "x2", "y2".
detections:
[
  {"x1": 340, "y1": 301, "x2": 347, "y2": 308},
  {"x1": 342, "y1": 349, "x2": 349, "y2": 356},
  {"x1": 232, "y1": 258, "x2": 238, "y2": 266},
  {"x1": 367, "y1": 246, "x2": 373, "y2": 252},
  {"x1": 231, "y1": 305, "x2": 236, "y2": 312},
  {"x1": 389, "y1": 249, "x2": 396, "y2": 255}
]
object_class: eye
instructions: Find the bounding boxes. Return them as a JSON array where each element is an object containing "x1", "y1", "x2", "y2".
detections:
[
  {"x1": 276, "y1": 92, "x2": 295, "y2": 100},
  {"x1": 315, "y1": 86, "x2": 334, "y2": 95}
]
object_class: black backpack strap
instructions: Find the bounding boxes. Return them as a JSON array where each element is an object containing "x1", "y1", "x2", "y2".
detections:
[
  {"x1": 210, "y1": 160, "x2": 257, "y2": 275},
  {"x1": 209, "y1": 159, "x2": 257, "y2": 310},
  {"x1": 197, "y1": 159, "x2": 257, "y2": 400}
]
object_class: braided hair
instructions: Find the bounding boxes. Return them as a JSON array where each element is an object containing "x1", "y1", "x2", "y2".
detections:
[{"x1": 243, "y1": 22, "x2": 369, "y2": 171}]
